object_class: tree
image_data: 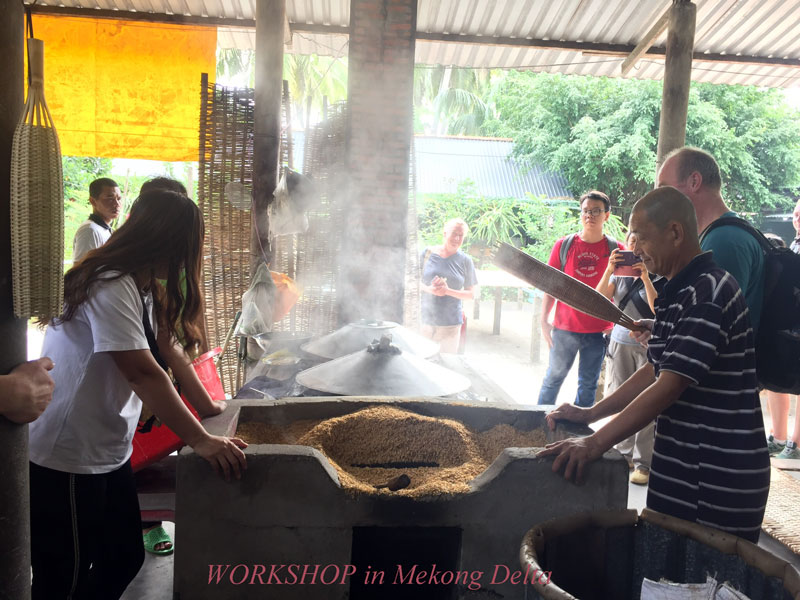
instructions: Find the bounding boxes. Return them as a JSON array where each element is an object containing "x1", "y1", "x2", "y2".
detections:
[
  {"x1": 485, "y1": 72, "x2": 800, "y2": 214},
  {"x1": 414, "y1": 66, "x2": 497, "y2": 135},
  {"x1": 216, "y1": 49, "x2": 348, "y2": 129}
]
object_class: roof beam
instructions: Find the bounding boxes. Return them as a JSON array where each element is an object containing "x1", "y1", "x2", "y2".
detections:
[
  {"x1": 415, "y1": 32, "x2": 800, "y2": 69},
  {"x1": 26, "y1": 5, "x2": 349, "y2": 35},
  {"x1": 621, "y1": 4, "x2": 671, "y2": 76},
  {"x1": 23, "y1": 5, "x2": 800, "y2": 70}
]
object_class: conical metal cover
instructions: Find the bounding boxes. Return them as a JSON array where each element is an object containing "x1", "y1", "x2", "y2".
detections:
[
  {"x1": 296, "y1": 336, "x2": 469, "y2": 396},
  {"x1": 301, "y1": 320, "x2": 439, "y2": 359}
]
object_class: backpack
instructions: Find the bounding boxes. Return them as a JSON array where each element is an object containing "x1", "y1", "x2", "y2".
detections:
[
  {"x1": 558, "y1": 233, "x2": 618, "y2": 271},
  {"x1": 617, "y1": 276, "x2": 666, "y2": 321},
  {"x1": 701, "y1": 217, "x2": 800, "y2": 393}
]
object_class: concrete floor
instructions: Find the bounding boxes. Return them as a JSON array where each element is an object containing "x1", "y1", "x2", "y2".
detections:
[{"x1": 27, "y1": 306, "x2": 800, "y2": 599}]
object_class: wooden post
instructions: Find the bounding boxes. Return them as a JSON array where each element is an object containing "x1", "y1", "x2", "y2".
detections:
[
  {"x1": 493, "y1": 288, "x2": 502, "y2": 335},
  {"x1": 530, "y1": 294, "x2": 542, "y2": 364},
  {"x1": 251, "y1": 0, "x2": 285, "y2": 272},
  {"x1": 655, "y1": 0, "x2": 696, "y2": 169},
  {"x1": 0, "y1": 4, "x2": 29, "y2": 597}
]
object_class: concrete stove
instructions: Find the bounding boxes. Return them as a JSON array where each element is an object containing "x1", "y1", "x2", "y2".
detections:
[{"x1": 174, "y1": 397, "x2": 628, "y2": 599}]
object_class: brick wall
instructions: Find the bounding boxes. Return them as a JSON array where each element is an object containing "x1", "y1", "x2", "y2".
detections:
[{"x1": 341, "y1": 0, "x2": 416, "y2": 324}]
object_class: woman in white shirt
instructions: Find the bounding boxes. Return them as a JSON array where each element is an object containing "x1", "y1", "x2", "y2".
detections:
[{"x1": 29, "y1": 189, "x2": 247, "y2": 600}]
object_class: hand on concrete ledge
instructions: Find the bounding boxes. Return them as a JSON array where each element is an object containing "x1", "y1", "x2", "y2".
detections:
[
  {"x1": 191, "y1": 434, "x2": 248, "y2": 481},
  {"x1": 544, "y1": 403, "x2": 593, "y2": 431},
  {"x1": 537, "y1": 434, "x2": 604, "y2": 484}
]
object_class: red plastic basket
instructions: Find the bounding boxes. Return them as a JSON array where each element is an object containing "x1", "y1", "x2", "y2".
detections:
[{"x1": 131, "y1": 347, "x2": 224, "y2": 472}]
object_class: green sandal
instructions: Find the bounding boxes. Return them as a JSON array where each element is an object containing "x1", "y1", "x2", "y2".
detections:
[{"x1": 143, "y1": 525, "x2": 174, "y2": 556}]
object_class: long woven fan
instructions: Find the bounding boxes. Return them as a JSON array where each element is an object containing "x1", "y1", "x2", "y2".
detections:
[
  {"x1": 493, "y1": 242, "x2": 646, "y2": 332},
  {"x1": 10, "y1": 32, "x2": 64, "y2": 320}
]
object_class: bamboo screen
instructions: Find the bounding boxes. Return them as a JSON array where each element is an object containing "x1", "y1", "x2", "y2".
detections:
[
  {"x1": 198, "y1": 76, "x2": 346, "y2": 394},
  {"x1": 198, "y1": 75, "x2": 254, "y2": 394}
]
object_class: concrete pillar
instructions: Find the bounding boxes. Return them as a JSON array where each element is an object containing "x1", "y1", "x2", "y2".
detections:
[
  {"x1": 655, "y1": 0, "x2": 696, "y2": 169},
  {"x1": 342, "y1": 0, "x2": 417, "y2": 324},
  {"x1": 0, "y1": 4, "x2": 30, "y2": 599},
  {"x1": 251, "y1": 0, "x2": 285, "y2": 272}
]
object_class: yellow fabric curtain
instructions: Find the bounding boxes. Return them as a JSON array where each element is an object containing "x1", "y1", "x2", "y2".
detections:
[{"x1": 29, "y1": 16, "x2": 216, "y2": 161}]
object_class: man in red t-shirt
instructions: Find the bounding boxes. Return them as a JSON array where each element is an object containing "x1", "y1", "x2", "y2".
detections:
[{"x1": 538, "y1": 190, "x2": 623, "y2": 407}]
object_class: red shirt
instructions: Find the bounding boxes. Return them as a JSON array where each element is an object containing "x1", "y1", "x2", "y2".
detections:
[{"x1": 547, "y1": 235, "x2": 623, "y2": 333}]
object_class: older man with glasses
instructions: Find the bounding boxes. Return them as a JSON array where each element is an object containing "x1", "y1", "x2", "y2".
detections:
[{"x1": 537, "y1": 190, "x2": 624, "y2": 408}]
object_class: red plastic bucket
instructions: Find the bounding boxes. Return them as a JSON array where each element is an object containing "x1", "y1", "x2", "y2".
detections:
[
  {"x1": 192, "y1": 347, "x2": 225, "y2": 401},
  {"x1": 131, "y1": 347, "x2": 225, "y2": 472}
]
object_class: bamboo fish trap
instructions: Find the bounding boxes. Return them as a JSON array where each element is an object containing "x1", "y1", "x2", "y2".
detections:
[
  {"x1": 493, "y1": 242, "x2": 646, "y2": 332},
  {"x1": 10, "y1": 37, "x2": 64, "y2": 320}
]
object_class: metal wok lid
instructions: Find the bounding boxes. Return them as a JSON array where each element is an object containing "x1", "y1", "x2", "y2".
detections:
[
  {"x1": 296, "y1": 335, "x2": 469, "y2": 397},
  {"x1": 301, "y1": 319, "x2": 439, "y2": 360}
]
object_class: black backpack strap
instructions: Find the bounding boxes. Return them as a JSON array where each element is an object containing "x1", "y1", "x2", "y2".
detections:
[
  {"x1": 617, "y1": 278, "x2": 642, "y2": 312},
  {"x1": 699, "y1": 216, "x2": 774, "y2": 253},
  {"x1": 558, "y1": 234, "x2": 576, "y2": 271},
  {"x1": 140, "y1": 294, "x2": 169, "y2": 373},
  {"x1": 629, "y1": 284, "x2": 655, "y2": 319},
  {"x1": 605, "y1": 235, "x2": 618, "y2": 256}
]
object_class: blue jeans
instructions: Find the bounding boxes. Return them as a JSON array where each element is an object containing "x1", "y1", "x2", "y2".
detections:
[{"x1": 537, "y1": 329, "x2": 607, "y2": 407}]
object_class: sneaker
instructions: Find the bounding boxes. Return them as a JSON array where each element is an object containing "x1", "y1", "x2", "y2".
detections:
[
  {"x1": 767, "y1": 435, "x2": 787, "y2": 455},
  {"x1": 777, "y1": 443, "x2": 800, "y2": 460},
  {"x1": 630, "y1": 467, "x2": 650, "y2": 485}
]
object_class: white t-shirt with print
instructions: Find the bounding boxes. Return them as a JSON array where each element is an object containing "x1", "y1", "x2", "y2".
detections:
[{"x1": 29, "y1": 273, "x2": 154, "y2": 474}]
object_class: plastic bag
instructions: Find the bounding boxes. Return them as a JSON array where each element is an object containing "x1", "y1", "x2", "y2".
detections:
[
  {"x1": 268, "y1": 170, "x2": 308, "y2": 236},
  {"x1": 238, "y1": 262, "x2": 277, "y2": 337},
  {"x1": 271, "y1": 271, "x2": 301, "y2": 321}
]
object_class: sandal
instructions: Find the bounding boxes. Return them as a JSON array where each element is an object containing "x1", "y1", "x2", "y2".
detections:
[{"x1": 143, "y1": 525, "x2": 174, "y2": 556}]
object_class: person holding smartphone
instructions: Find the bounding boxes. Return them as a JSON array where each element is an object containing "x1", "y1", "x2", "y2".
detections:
[{"x1": 596, "y1": 240, "x2": 664, "y2": 485}]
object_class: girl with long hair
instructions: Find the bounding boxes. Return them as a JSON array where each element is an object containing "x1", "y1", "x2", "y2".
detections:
[{"x1": 28, "y1": 189, "x2": 247, "y2": 599}]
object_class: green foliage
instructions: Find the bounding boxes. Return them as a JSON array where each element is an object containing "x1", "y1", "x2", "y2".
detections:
[
  {"x1": 485, "y1": 72, "x2": 800, "y2": 214},
  {"x1": 417, "y1": 180, "x2": 625, "y2": 266},
  {"x1": 414, "y1": 66, "x2": 498, "y2": 135},
  {"x1": 61, "y1": 157, "x2": 194, "y2": 265},
  {"x1": 216, "y1": 49, "x2": 348, "y2": 130}
]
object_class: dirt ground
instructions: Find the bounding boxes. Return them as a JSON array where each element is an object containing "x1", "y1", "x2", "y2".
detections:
[{"x1": 459, "y1": 298, "x2": 580, "y2": 407}]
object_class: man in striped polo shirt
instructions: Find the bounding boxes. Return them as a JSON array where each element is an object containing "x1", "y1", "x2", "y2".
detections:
[{"x1": 541, "y1": 186, "x2": 770, "y2": 543}]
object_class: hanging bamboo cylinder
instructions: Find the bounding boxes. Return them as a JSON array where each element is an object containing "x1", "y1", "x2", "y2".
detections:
[{"x1": 10, "y1": 38, "x2": 64, "y2": 320}]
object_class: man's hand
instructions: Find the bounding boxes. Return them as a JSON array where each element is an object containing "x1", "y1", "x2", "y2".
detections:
[
  {"x1": 629, "y1": 318, "x2": 654, "y2": 347},
  {"x1": 537, "y1": 435, "x2": 604, "y2": 484},
  {"x1": 541, "y1": 321, "x2": 554, "y2": 349},
  {"x1": 1, "y1": 358, "x2": 55, "y2": 424},
  {"x1": 545, "y1": 403, "x2": 593, "y2": 431},
  {"x1": 192, "y1": 434, "x2": 248, "y2": 481},
  {"x1": 431, "y1": 276, "x2": 448, "y2": 296}
]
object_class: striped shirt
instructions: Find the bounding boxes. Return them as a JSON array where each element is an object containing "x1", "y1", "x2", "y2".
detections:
[{"x1": 646, "y1": 252, "x2": 770, "y2": 543}]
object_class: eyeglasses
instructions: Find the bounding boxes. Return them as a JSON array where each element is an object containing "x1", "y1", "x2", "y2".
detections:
[{"x1": 581, "y1": 208, "x2": 607, "y2": 217}]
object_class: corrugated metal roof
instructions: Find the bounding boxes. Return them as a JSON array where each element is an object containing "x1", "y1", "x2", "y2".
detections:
[
  {"x1": 413, "y1": 135, "x2": 572, "y2": 199},
  {"x1": 27, "y1": 0, "x2": 800, "y2": 88}
]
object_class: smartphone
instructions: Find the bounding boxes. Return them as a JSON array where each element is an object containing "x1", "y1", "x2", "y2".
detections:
[{"x1": 614, "y1": 251, "x2": 643, "y2": 277}]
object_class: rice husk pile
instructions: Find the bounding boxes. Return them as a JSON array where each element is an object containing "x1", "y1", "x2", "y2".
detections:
[{"x1": 236, "y1": 406, "x2": 548, "y2": 499}]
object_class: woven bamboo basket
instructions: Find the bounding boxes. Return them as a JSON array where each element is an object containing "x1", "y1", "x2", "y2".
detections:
[{"x1": 10, "y1": 38, "x2": 64, "y2": 320}]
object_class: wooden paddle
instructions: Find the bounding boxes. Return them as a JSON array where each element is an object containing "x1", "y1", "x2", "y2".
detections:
[{"x1": 492, "y1": 242, "x2": 648, "y2": 332}]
